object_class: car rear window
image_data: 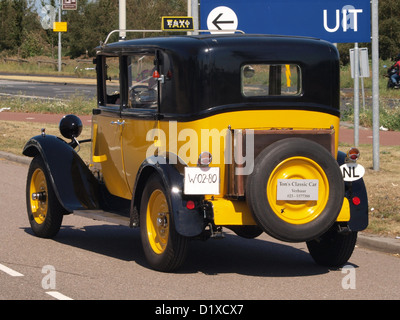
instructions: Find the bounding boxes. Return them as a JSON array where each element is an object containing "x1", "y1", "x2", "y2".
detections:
[{"x1": 241, "y1": 64, "x2": 301, "y2": 97}]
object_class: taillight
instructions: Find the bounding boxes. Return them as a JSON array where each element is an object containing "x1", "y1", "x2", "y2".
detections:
[
  {"x1": 347, "y1": 147, "x2": 360, "y2": 162},
  {"x1": 186, "y1": 200, "x2": 195, "y2": 210},
  {"x1": 352, "y1": 196, "x2": 361, "y2": 206}
]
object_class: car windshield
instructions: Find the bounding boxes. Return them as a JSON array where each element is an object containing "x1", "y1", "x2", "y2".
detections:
[{"x1": 128, "y1": 54, "x2": 157, "y2": 109}]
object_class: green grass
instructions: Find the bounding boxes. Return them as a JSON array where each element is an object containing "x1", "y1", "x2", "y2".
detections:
[{"x1": 0, "y1": 94, "x2": 96, "y2": 116}]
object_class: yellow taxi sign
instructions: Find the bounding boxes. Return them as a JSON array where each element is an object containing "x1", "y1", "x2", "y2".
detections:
[
  {"x1": 53, "y1": 22, "x2": 67, "y2": 32},
  {"x1": 162, "y1": 16, "x2": 194, "y2": 31}
]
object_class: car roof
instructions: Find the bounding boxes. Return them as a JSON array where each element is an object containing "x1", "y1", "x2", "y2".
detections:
[
  {"x1": 96, "y1": 34, "x2": 340, "y2": 119},
  {"x1": 98, "y1": 33, "x2": 328, "y2": 54}
]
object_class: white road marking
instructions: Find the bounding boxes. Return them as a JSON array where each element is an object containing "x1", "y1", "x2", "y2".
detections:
[
  {"x1": 46, "y1": 291, "x2": 74, "y2": 300},
  {"x1": 0, "y1": 263, "x2": 24, "y2": 277}
]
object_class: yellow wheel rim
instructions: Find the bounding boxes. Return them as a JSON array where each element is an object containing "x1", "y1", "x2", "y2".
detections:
[
  {"x1": 29, "y1": 168, "x2": 48, "y2": 225},
  {"x1": 146, "y1": 189, "x2": 169, "y2": 254},
  {"x1": 267, "y1": 156, "x2": 329, "y2": 225}
]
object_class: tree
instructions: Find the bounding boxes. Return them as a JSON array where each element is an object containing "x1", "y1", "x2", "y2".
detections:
[
  {"x1": 63, "y1": 0, "x2": 186, "y2": 58},
  {"x1": 379, "y1": 0, "x2": 400, "y2": 60},
  {"x1": 0, "y1": 0, "x2": 24, "y2": 53},
  {"x1": 0, "y1": 0, "x2": 44, "y2": 56}
]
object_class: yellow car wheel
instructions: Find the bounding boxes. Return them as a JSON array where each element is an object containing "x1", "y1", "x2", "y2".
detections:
[
  {"x1": 26, "y1": 156, "x2": 65, "y2": 238},
  {"x1": 247, "y1": 138, "x2": 344, "y2": 242},
  {"x1": 145, "y1": 189, "x2": 169, "y2": 255},
  {"x1": 140, "y1": 173, "x2": 188, "y2": 272},
  {"x1": 267, "y1": 156, "x2": 329, "y2": 225}
]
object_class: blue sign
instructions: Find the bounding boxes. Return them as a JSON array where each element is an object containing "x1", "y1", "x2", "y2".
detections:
[{"x1": 200, "y1": 0, "x2": 371, "y2": 43}]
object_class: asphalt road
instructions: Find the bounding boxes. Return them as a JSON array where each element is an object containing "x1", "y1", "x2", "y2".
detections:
[
  {"x1": 1, "y1": 158, "x2": 400, "y2": 303},
  {"x1": 0, "y1": 78, "x2": 96, "y2": 100}
]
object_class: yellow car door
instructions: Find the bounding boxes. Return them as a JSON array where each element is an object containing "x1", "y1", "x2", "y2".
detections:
[
  {"x1": 120, "y1": 53, "x2": 160, "y2": 192},
  {"x1": 91, "y1": 55, "x2": 131, "y2": 199}
]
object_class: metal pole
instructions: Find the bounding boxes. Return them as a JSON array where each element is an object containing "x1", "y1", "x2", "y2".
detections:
[
  {"x1": 119, "y1": 0, "x2": 126, "y2": 41},
  {"x1": 58, "y1": 2, "x2": 61, "y2": 72},
  {"x1": 187, "y1": 0, "x2": 192, "y2": 35},
  {"x1": 372, "y1": 0, "x2": 380, "y2": 171},
  {"x1": 191, "y1": 0, "x2": 199, "y2": 34},
  {"x1": 354, "y1": 43, "x2": 359, "y2": 147}
]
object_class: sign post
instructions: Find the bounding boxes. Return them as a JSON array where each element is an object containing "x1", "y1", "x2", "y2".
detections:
[
  {"x1": 371, "y1": 0, "x2": 379, "y2": 171},
  {"x1": 54, "y1": 1, "x2": 77, "y2": 72}
]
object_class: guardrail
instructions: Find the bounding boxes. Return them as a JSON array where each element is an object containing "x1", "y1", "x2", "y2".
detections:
[{"x1": 3, "y1": 58, "x2": 28, "y2": 64}]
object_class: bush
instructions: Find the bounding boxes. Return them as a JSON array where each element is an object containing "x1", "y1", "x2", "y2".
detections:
[{"x1": 342, "y1": 103, "x2": 400, "y2": 131}]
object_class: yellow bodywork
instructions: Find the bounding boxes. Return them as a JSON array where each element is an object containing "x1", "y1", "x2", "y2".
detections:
[{"x1": 91, "y1": 109, "x2": 350, "y2": 226}]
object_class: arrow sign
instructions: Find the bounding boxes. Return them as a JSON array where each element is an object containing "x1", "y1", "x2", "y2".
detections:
[
  {"x1": 207, "y1": 6, "x2": 238, "y2": 34},
  {"x1": 212, "y1": 13, "x2": 234, "y2": 30}
]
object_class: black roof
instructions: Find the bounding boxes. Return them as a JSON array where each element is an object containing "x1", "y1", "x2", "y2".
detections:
[{"x1": 97, "y1": 34, "x2": 340, "y2": 119}]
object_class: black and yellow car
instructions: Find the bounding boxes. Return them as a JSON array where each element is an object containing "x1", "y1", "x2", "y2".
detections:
[{"x1": 23, "y1": 33, "x2": 368, "y2": 272}]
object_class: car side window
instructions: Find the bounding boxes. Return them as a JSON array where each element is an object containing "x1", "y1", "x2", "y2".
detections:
[
  {"x1": 104, "y1": 56, "x2": 121, "y2": 107},
  {"x1": 126, "y1": 54, "x2": 158, "y2": 109},
  {"x1": 242, "y1": 64, "x2": 301, "y2": 97}
]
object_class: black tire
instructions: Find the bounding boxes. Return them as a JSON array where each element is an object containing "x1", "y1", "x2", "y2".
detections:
[
  {"x1": 246, "y1": 138, "x2": 344, "y2": 242},
  {"x1": 140, "y1": 173, "x2": 188, "y2": 272},
  {"x1": 306, "y1": 226, "x2": 358, "y2": 268},
  {"x1": 26, "y1": 156, "x2": 66, "y2": 238}
]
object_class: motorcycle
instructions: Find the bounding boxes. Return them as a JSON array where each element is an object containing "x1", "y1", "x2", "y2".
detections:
[{"x1": 384, "y1": 65, "x2": 400, "y2": 89}]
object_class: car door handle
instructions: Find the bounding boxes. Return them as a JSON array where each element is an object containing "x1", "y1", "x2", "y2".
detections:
[{"x1": 110, "y1": 120, "x2": 125, "y2": 126}]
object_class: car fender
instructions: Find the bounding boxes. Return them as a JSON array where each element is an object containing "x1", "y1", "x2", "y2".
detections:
[
  {"x1": 337, "y1": 151, "x2": 368, "y2": 231},
  {"x1": 23, "y1": 135, "x2": 100, "y2": 212},
  {"x1": 132, "y1": 156, "x2": 205, "y2": 237}
]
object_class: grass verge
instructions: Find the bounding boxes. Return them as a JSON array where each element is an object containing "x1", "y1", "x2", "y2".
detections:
[
  {"x1": 0, "y1": 95, "x2": 96, "y2": 116},
  {"x1": 0, "y1": 120, "x2": 92, "y2": 164},
  {"x1": 339, "y1": 143, "x2": 400, "y2": 237}
]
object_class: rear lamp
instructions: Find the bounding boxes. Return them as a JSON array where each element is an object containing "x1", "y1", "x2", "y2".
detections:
[
  {"x1": 152, "y1": 70, "x2": 160, "y2": 78},
  {"x1": 198, "y1": 151, "x2": 212, "y2": 167},
  {"x1": 352, "y1": 196, "x2": 361, "y2": 206},
  {"x1": 186, "y1": 200, "x2": 195, "y2": 210},
  {"x1": 347, "y1": 147, "x2": 360, "y2": 162}
]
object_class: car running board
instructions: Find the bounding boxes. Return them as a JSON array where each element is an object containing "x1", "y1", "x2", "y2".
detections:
[{"x1": 73, "y1": 210, "x2": 130, "y2": 227}]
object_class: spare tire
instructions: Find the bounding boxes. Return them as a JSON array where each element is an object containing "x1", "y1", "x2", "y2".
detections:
[{"x1": 246, "y1": 138, "x2": 344, "y2": 242}]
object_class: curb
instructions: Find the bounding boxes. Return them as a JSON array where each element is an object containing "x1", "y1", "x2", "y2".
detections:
[
  {"x1": 0, "y1": 74, "x2": 96, "y2": 85},
  {"x1": 357, "y1": 233, "x2": 400, "y2": 255},
  {"x1": 0, "y1": 150, "x2": 31, "y2": 165},
  {"x1": 1, "y1": 150, "x2": 399, "y2": 256}
]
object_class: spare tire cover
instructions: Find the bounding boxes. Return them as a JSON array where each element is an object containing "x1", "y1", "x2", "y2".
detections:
[{"x1": 246, "y1": 138, "x2": 344, "y2": 242}]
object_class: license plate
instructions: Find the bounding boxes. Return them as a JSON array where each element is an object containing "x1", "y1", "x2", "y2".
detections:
[
  {"x1": 277, "y1": 179, "x2": 319, "y2": 201},
  {"x1": 184, "y1": 167, "x2": 220, "y2": 195}
]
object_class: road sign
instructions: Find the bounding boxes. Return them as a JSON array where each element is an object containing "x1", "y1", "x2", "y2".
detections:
[
  {"x1": 206, "y1": 6, "x2": 238, "y2": 34},
  {"x1": 350, "y1": 47, "x2": 370, "y2": 78},
  {"x1": 162, "y1": 16, "x2": 194, "y2": 31},
  {"x1": 62, "y1": 0, "x2": 77, "y2": 10},
  {"x1": 200, "y1": 0, "x2": 371, "y2": 43},
  {"x1": 53, "y1": 22, "x2": 67, "y2": 32}
]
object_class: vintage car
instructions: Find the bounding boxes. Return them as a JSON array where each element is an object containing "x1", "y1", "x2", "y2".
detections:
[{"x1": 23, "y1": 32, "x2": 368, "y2": 272}]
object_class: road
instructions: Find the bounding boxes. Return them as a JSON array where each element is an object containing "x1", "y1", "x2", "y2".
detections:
[
  {"x1": 1, "y1": 159, "x2": 400, "y2": 303},
  {"x1": 0, "y1": 78, "x2": 96, "y2": 100}
]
